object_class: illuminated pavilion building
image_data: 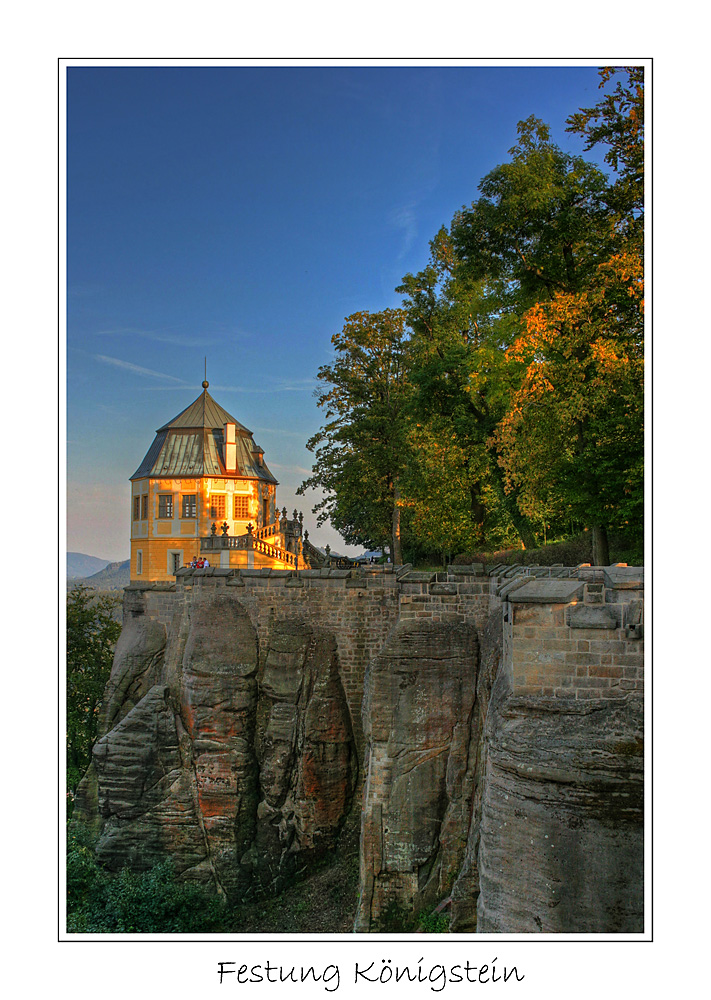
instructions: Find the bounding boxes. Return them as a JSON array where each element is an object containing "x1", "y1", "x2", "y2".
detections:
[{"x1": 129, "y1": 380, "x2": 307, "y2": 582}]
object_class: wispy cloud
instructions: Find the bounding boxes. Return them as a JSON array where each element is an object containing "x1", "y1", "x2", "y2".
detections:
[
  {"x1": 95, "y1": 327, "x2": 219, "y2": 348},
  {"x1": 94, "y1": 355, "x2": 186, "y2": 382},
  {"x1": 271, "y1": 377, "x2": 318, "y2": 391},
  {"x1": 202, "y1": 379, "x2": 317, "y2": 394},
  {"x1": 135, "y1": 379, "x2": 317, "y2": 394},
  {"x1": 389, "y1": 203, "x2": 418, "y2": 261}
]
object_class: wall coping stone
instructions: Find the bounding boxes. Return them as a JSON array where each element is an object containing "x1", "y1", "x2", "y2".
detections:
[
  {"x1": 497, "y1": 577, "x2": 531, "y2": 599},
  {"x1": 502, "y1": 565, "x2": 524, "y2": 579},
  {"x1": 566, "y1": 604, "x2": 618, "y2": 629},
  {"x1": 603, "y1": 566, "x2": 644, "y2": 590},
  {"x1": 508, "y1": 579, "x2": 585, "y2": 604},
  {"x1": 449, "y1": 563, "x2": 485, "y2": 576}
]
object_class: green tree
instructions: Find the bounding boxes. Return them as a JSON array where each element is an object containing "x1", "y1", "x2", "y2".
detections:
[
  {"x1": 397, "y1": 227, "x2": 539, "y2": 551},
  {"x1": 298, "y1": 309, "x2": 410, "y2": 563},
  {"x1": 567, "y1": 66, "x2": 644, "y2": 239},
  {"x1": 449, "y1": 110, "x2": 643, "y2": 563},
  {"x1": 67, "y1": 586, "x2": 121, "y2": 796}
]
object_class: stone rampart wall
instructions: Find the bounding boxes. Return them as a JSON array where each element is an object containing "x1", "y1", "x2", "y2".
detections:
[
  {"x1": 498, "y1": 564, "x2": 644, "y2": 700},
  {"x1": 129, "y1": 566, "x2": 402, "y2": 753},
  {"x1": 127, "y1": 562, "x2": 645, "y2": 739}
]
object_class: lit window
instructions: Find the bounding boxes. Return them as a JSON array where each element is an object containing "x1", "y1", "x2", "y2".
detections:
[
  {"x1": 210, "y1": 495, "x2": 226, "y2": 519},
  {"x1": 133, "y1": 496, "x2": 140, "y2": 521},
  {"x1": 141, "y1": 495, "x2": 148, "y2": 519},
  {"x1": 136, "y1": 550, "x2": 143, "y2": 575},
  {"x1": 158, "y1": 494, "x2": 174, "y2": 518},
  {"x1": 233, "y1": 495, "x2": 250, "y2": 519},
  {"x1": 181, "y1": 494, "x2": 197, "y2": 518}
]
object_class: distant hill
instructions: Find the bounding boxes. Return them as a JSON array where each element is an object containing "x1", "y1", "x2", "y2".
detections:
[
  {"x1": 67, "y1": 552, "x2": 112, "y2": 578},
  {"x1": 69, "y1": 559, "x2": 130, "y2": 591}
]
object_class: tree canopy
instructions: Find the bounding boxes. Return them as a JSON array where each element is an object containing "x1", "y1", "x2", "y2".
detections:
[
  {"x1": 301, "y1": 67, "x2": 644, "y2": 565},
  {"x1": 67, "y1": 586, "x2": 121, "y2": 797},
  {"x1": 297, "y1": 309, "x2": 410, "y2": 562}
]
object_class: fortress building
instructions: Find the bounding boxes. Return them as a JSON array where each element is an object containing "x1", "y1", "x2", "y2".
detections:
[{"x1": 129, "y1": 380, "x2": 307, "y2": 581}]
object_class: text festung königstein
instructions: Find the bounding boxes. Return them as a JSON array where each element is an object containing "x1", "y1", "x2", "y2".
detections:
[{"x1": 217, "y1": 957, "x2": 525, "y2": 990}]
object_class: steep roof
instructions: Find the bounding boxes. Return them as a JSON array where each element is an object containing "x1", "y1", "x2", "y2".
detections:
[
  {"x1": 157, "y1": 390, "x2": 251, "y2": 434},
  {"x1": 130, "y1": 387, "x2": 278, "y2": 484}
]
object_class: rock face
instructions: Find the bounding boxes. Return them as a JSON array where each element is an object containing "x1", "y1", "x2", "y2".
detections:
[
  {"x1": 73, "y1": 567, "x2": 644, "y2": 932},
  {"x1": 355, "y1": 617, "x2": 479, "y2": 930},
  {"x1": 354, "y1": 609, "x2": 644, "y2": 934},
  {"x1": 250, "y1": 619, "x2": 357, "y2": 893},
  {"x1": 73, "y1": 591, "x2": 356, "y2": 900},
  {"x1": 474, "y1": 688, "x2": 643, "y2": 932}
]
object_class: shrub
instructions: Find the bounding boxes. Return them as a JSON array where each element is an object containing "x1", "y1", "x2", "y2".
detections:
[
  {"x1": 417, "y1": 908, "x2": 450, "y2": 933},
  {"x1": 453, "y1": 528, "x2": 643, "y2": 569},
  {"x1": 67, "y1": 829, "x2": 227, "y2": 933}
]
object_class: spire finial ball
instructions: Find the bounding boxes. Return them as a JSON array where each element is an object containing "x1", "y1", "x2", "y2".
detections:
[{"x1": 202, "y1": 380, "x2": 209, "y2": 389}]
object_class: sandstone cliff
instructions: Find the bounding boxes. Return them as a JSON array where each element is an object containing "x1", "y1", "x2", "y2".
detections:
[
  {"x1": 73, "y1": 563, "x2": 644, "y2": 932},
  {"x1": 73, "y1": 586, "x2": 357, "y2": 900}
]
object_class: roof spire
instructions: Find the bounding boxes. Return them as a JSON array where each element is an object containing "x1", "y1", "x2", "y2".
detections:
[{"x1": 202, "y1": 356, "x2": 209, "y2": 389}]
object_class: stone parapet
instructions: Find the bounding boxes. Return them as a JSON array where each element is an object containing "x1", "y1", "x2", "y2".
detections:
[
  {"x1": 126, "y1": 561, "x2": 644, "y2": 730},
  {"x1": 502, "y1": 573, "x2": 644, "y2": 701}
]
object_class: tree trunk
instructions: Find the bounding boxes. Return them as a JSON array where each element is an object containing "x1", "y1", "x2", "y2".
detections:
[
  {"x1": 592, "y1": 525, "x2": 610, "y2": 566},
  {"x1": 391, "y1": 483, "x2": 403, "y2": 566}
]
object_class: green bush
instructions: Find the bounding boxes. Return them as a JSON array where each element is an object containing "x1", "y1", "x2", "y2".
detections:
[
  {"x1": 453, "y1": 528, "x2": 643, "y2": 569},
  {"x1": 417, "y1": 908, "x2": 450, "y2": 933},
  {"x1": 67, "y1": 829, "x2": 227, "y2": 933}
]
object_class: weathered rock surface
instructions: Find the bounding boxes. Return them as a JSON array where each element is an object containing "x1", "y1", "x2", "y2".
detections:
[
  {"x1": 249, "y1": 621, "x2": 357, "y2": 893},
  {"x1": 73, "y1": 590, "x2": 357, "y2": 901},
  {"x1": 450, "y1": 610, "x2": 643, "y2": 933},
  {"x1": 475, "y1": 690, "x2": 643, "y2": 932},
  {"x1": 100, "y1": 589, "x2": 167, "y2": 733},
  {"x1": 354, "y1": 609, "x2": 644, "y2": 934},
  {"x1": 449, "y1": 609, "x2": 506, "y2": 932},
  {"x1": 355, "y1": 617, "x2": 479, "y2": 931},
  {"x1": 93, "y1": 684, "x2": 206, "y2": 876},
  {"x1": 74, "y1": 571, "x2": 645, "y2": 932}
]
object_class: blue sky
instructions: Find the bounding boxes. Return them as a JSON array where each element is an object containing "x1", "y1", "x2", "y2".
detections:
[{"x1": 66, "y1": 63, "x2": 609, "y2": 560}]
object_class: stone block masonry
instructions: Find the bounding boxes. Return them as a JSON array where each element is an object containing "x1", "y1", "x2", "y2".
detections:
[
  {"x1": 503, "y1": 568, "x2": 644, "y2": 701},
  {"x1": 125, "y1": 562, "x2": 644, "y2": 752},
  {"x1": 126, "y1": 566, "x2": 402, "y2": 756}
]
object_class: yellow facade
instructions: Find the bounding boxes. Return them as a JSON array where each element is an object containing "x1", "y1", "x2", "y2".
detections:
[
  {"x1": 129, "y1": 475, "x2": 294, "y2": 581},
  {"x1": 128, "y1": 386, "x2": 306, "y2": 583}
]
